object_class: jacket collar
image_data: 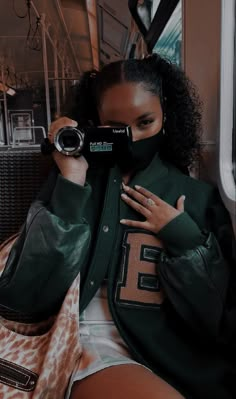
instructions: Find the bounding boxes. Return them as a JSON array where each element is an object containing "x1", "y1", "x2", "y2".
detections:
[{"x1": 128, "y1": 153, "x2": 169, "y2": 187}]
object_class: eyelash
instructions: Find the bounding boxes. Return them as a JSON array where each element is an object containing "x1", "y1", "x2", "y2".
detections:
[{"x1": 138, "y1": 119, "x2": 153, "y2": 128}]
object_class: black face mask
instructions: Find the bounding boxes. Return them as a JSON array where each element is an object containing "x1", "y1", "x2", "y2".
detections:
[{"x1": 118, "y1": 130, "x2": 165, "y2": 173}]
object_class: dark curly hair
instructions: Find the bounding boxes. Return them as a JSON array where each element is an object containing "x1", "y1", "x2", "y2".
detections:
[{"x1": 63, "y1": 54, "x2": 202, "y2": 171}]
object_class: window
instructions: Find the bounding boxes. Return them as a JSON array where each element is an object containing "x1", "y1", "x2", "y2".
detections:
[
  {"x1": 152, "y1": 1, "x2": 182, "y2": 66},
  {"x1": 233, "y1": 8, "x2": 236, "y2": 183},
  {"x1": 219, "y1": 0, "x2": 236, "y2": 223}
]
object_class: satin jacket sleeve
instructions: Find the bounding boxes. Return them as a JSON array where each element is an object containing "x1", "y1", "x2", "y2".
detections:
[
  {"x1": 0, "y1": 169, "x2": 91, "y2": 318},
  {"x1": 156, "y1": 188, "x2": 235, "y2": 339}
]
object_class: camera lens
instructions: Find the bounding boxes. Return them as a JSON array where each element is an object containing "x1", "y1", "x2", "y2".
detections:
[
  {"x1": 54, "y1": 127, "x2": 84, "y2": 156},
  {"x1": 59, "y1": 131, "x2": 79, "y2": 149}
]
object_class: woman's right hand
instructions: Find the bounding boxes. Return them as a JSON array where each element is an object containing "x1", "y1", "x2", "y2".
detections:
[{"x1": 48, "y1": 117, "x2": 89, "y2": 186}]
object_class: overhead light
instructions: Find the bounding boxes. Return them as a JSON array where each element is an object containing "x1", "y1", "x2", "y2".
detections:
[{"x1": 0, "y1": 82, "x2": 16, "y2": 96}]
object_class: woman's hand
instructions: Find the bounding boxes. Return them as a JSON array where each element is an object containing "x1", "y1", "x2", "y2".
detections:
[
  {"x1": 120, "y1": 184, "x2": 185, "y2": 234},
  {"x1": 48, "y1": 117, "x2": 88, "y2": 185}
]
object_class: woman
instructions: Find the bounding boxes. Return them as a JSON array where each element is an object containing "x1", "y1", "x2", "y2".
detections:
[{"x1": 1, "y1": 54, "x2": 235, "y2": 398}]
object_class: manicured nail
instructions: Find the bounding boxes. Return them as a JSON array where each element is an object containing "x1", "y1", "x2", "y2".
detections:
[
  {"x1": 120, "y1": 219, "x2": 126, "y2": 224},
  {"x1": 135, "y1": 185, "x2": 141, "y2": 190},
  {"x1": 182, "y1": 195, "x2": 186, "y2": 201},
  {"x1": 121, "y1": 193, "x2": 128, "y2": 199},
  {"x1": 122, "y1": 183, "x2": 129, "y2": 191}
]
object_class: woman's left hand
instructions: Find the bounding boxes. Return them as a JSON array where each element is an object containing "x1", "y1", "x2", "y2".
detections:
[{"x1": 120, "y1": 184, "x2": 185, "y2": 234}]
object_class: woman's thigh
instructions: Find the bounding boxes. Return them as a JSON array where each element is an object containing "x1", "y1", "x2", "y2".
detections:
[{"x1": 69, "y1": 364, "x2": 185, "y2": 399}]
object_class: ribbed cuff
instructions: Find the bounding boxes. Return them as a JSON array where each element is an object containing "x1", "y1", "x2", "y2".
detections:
[
  {"x1": 50, "y1": 174, "x2": 91, "y2": 223},
  {"x1": 157, "y1": 212, "x2": 205, "y2": 256}
]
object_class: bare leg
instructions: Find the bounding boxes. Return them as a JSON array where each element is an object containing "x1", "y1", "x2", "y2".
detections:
[{"x1": 69, "y1": 364, "x2": 185, "y2": 399}]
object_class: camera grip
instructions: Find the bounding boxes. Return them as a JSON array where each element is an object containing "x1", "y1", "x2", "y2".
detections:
[{"x1": 41, "y1": 138, "x2": 56, "y2": 155}]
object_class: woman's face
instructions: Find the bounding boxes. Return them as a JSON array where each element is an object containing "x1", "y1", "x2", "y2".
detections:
[{"x1": 98, "y1": 82, "x2": 163, "y2": 142}]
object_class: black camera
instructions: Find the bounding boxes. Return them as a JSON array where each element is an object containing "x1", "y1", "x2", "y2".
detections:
[{"x1": 41, "y1": 125, "x2": 133, "y2": 167}]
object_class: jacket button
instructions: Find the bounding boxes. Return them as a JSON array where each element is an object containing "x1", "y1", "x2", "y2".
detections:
[
  {"x1": 103, "y1": 225, "x2": 109, "y2": 232},
  {"x1": 90, "y1": 280, "x2": 94, "y2": 286}
]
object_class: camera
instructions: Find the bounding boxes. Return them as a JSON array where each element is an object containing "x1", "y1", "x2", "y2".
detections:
[{"x1": 41, "y1": 125, "x2": 133, "y2": 167}]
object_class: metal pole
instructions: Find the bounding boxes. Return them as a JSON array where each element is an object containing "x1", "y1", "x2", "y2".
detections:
[
  {"x1": 1, "y1": 64, "x2": 10, "y2": 145},
  {"x1": 41, "y1": 14, "x2": 51, "y2": 129},
  {"x1": 53, "y1": 40, "x2": 60, "y2": 117},
  {"x1": 61, "y1": 57, "x2": 66, "y2": 102},
  {"x1": 54, "y1": 0, "x2": 81, "y2": 74}
]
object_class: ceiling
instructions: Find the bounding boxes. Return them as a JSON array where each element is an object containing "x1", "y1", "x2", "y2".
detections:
[{"x1": 0, "y1": 0, "x2": 134, "y2": 90}]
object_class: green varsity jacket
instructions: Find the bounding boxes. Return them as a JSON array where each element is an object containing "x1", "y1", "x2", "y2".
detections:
[{"x1": 1, "y1": 154, "x2": 235, "y2": 399}]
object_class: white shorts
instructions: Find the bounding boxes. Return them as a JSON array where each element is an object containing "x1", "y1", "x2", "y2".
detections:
[
  {"x1": 65, "y1": 322, "x2": 141, "y2": 398},
  {"x1": 65, "y1": 283, "x2": 143, "y2": 398}
]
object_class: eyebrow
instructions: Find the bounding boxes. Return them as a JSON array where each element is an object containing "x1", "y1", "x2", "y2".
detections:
[{"x1": 104, "y1": 112, "x2": 156, "y2": 125}]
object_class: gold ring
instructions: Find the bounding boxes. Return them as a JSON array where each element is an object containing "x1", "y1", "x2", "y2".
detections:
[{"x1": 146, "y1": 198, "x2": 155, "y2": 207}]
